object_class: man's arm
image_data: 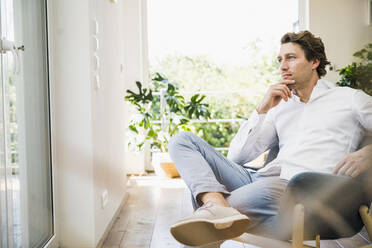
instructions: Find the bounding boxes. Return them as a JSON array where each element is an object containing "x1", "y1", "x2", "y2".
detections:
[
  {"x1": 227, "y1": 110, "x2": 278, "y2": 165},
  {"x1": 227, "y1": 80, "x2": 293, "y2": 165},
  {"x1": 333, "y1": 142, "x2": 372, "y2": 178},
  {"x1": 333, "y1": 90, "x2": 372, "y2": 178}
]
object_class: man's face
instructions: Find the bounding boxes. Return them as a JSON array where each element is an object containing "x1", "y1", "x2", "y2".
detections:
[{"x1": 277, "y1": 42, "x2": 319, "y2": 90}]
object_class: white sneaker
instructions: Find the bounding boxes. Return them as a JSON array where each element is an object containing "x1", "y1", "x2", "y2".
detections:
[{"x1": 170, "y1": 202, "x2": 250, "y2": 247}]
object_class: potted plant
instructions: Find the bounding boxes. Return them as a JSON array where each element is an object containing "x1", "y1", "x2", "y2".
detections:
[
  {"x1": 333, "y1": 43, "x2": 372, "y2": 96},
  {"x1": 124, "y1": 73, "x2": 210, "y2": 177}
]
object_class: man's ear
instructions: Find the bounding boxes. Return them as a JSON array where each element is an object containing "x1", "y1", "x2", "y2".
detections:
[{"x1": 312, "y1": 59, "x2": 320, "y2": 70}]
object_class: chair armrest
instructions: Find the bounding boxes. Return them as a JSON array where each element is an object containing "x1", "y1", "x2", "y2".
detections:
[{"x1": 278, "y1": 172, "x2": 368, "y2": 240}]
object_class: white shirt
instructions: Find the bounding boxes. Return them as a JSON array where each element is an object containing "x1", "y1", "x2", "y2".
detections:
[{"x1": 227, "y1": 79, "x2": 372, "y2": 180}]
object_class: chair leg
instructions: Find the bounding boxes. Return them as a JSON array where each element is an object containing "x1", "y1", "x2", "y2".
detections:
[
  {"x1": 315, "y1": 235, "x2": 320, "y2": 248},
  {"x1": 292, "y1": 204, "x2": 305, "y2": 248},
  {"x1": 359, "y1": 204, "x2": 372, "y2": 242}
]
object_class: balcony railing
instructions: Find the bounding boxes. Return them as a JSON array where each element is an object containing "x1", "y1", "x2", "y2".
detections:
[{"x1": 152, "y1": 89, "x2": 248, "y2": 152}]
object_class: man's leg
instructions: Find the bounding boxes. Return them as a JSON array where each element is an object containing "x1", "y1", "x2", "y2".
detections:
[
  {"x1": 168, "y1": 131, "x2": 254, "y2": 208},
  {"x1": 180, "y1": 175, "x2": 288, "y2": 247},
  {"x1": 168, "y1": 131, "x2": 254, "y2": 246},
  {"x1": 226, "y1": 175, "x2": 288, "y2": 233}
]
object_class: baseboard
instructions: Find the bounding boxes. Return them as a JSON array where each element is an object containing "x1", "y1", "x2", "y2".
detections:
[{"x1": 96, "y1": 192, "x2": 129, "y2": 248}]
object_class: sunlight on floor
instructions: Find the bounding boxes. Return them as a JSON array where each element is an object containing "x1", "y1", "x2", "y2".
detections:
[
  {"x1": 127, "y1": 175, "x2": 187, "y2": 189},
  {"x1": 124, "y1": 175, "x2": 261, "y2": 248}
]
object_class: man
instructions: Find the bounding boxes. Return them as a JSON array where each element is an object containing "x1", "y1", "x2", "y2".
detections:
[{"x1": 168, "y1": 31, "x2": 372, "y2": 247}]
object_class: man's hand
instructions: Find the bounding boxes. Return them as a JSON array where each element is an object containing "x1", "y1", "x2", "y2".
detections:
[
  {"x1": 256, "y1": 80, "x2": 294, "y2": 114},
  {"x1": 333, "y1": 144, "x2": 372, "y2": 178}
]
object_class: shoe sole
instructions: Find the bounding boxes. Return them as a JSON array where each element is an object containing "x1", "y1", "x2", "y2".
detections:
[{"x1": 170, "y1": 215, "x2": 250, "y2": 246}]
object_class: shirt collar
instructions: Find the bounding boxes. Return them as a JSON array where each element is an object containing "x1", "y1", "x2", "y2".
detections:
[{"x1": 291, "y1": 79, "x2": 335, "y2": 103}]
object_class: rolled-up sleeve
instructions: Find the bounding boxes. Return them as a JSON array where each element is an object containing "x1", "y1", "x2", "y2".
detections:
[{"x1": 227, "y1": 109, "x2": 278, "y2": 165}]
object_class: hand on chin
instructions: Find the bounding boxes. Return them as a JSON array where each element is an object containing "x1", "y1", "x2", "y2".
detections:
[{"x1": 282, "y1": 76, "x2": 296, "y2": 90}]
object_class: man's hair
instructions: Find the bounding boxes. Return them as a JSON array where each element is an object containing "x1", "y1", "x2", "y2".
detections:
[{"x1": 280, "y1": 31, "x2": 330, "y2": 78}]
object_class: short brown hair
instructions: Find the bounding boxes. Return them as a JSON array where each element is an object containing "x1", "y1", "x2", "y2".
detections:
[{"x1": 281, "y1": 31, "x2": 330, "y2": 78}]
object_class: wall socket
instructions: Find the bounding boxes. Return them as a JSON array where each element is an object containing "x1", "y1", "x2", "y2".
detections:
[{"x1": 101, "y1": 189, "x2": 108, "y2": 209}]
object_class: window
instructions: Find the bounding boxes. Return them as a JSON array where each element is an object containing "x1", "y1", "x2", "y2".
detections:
[{"x1": 146, "y1": 0, "x2": 298, "y2": 163}]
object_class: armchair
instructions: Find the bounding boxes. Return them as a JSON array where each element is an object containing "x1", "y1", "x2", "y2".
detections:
[{"x1": 238, "y1": 135, "x2": 372, "y2": 248}]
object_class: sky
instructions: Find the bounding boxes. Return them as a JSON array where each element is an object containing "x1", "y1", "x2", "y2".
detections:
[{"x1": 147, "y1": 0, "x2": 298, "y2": 66}]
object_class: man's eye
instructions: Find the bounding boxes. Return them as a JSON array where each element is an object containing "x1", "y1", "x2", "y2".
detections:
[{"x1": 288, "y1": 56, "x2": 295, "y2": 59}]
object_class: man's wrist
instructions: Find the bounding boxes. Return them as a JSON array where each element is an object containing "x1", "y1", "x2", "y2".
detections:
[
  {"x1": 256, "y1": 107, "x2": 268, "y2": 114},
  {"x1": 360, "y1": 144, "x2": 372, "y2": 156}
]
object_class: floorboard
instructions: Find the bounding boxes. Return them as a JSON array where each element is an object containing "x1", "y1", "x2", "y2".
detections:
[
  {"x1": 102, "y1": 176, "x2": 372, "y2": 248},
  {"x1": 150, "y1": 188, "x2": 185, "y2": 248}
]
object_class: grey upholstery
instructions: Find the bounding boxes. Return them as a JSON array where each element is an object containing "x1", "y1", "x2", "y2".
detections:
[
  {"x1": 263, "y1": 146, "x2": 279, "y2": 166},
  {"x1": 359, "y1": 134, "x2": 372, "y2": 149},
  {"x1": 274, "y1": 134, "x2": 372, "y2": 240}
]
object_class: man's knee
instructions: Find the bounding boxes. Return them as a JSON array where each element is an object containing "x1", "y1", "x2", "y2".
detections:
[{"x1": 168, "y1": 131, "x2": 194, "y2": 153}]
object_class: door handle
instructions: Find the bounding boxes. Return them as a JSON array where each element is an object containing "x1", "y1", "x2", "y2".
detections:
[{"x1": 0, "y1": 37, "x2": 23, "y2": 75}]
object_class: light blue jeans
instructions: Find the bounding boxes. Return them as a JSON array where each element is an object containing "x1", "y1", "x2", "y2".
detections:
[{"x1": 168, "y1": 131, "x2": 288, "y2": 239}]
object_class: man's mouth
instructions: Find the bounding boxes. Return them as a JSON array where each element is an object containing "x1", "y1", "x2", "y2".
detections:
[{"x1": 282, "y1": 74, "x2": 292, "y2": 79}]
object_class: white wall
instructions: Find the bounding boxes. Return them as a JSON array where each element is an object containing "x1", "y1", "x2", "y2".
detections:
[
  {"x1": 49, "y1": 0, "x2": 95, "y2": 246},
  {"x1": 299, "y1": 0, "x2": 372, "y2": 83},
  {"x1": 122, "y1": 0, "x2": 148, "y2": 174},
  {"x1": 49, "y1": 0, "x2": 129, "y2": 246},
  {"x1": 91, "y1": 0, "x2": 127, "y2": 243}
]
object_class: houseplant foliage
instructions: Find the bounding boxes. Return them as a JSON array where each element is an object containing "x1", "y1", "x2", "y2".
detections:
[
  {"x1": 124, "y1": 73, "x2": 211, "y2": 152},
  {"x1": 150, "y1": 41, "x2": 281, "y2": 155},
  {"x1": 335, "y1": 43, "x2": 372, "y2": 96}
]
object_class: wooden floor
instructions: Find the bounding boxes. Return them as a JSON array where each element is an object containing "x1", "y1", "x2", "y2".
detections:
[{"x1": 102, "y1": 176, "x2": 371, "y2": 248}]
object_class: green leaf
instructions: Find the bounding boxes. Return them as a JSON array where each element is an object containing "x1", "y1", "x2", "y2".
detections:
[
  {"x1": 148, "y1": 128, "x2": 157, "y2": 138},
  {"x1": 129, "y1": 125, "x2": 138, "y2": 134},
  {"x1": 191, "y1": 94, "x2": 199, "y2": 102},
  {"x1": 197, "y1": 95, "x2": 206, "y2": 103}
]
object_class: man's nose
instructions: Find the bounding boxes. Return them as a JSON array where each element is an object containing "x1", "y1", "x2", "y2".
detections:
[{"x1": 280, "y1": 60, "x2": 288, "y2": 71}]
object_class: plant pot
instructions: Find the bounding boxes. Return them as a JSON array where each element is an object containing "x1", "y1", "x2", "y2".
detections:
[
  {"x1": 160, "y1": 162, "x2": 180, "y2": 178},
  {"x1": 152, "y1": 152, "x2": 180, "y2": 178}
]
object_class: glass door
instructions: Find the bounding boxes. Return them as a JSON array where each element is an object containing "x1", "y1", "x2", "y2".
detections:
[
  {"x1": 0, "y1": 1, "x2": 16, "y2": 247},
  {"x1": 0, "y1": 1, "x2": 9, "y2": 245},
  {"x1": 0, "y1": 0, "x2": 54, "y2": 247}
]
